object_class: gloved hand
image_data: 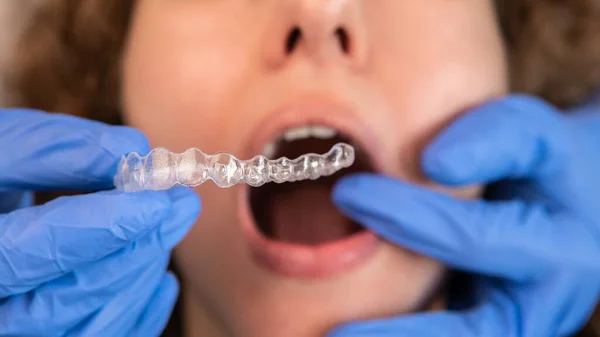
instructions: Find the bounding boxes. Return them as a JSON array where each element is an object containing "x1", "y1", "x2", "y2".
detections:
[
  {"x1": 0, "y1": 109, "x2": 201, "y2": 337},
  {"x1": 329, "y1": 94, "x2": 600, "y2": 337}
]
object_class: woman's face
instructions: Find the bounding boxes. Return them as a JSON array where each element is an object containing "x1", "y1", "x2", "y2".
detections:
[{"x1": 122, "y1": 1, "x2": 507, "y2": 336}]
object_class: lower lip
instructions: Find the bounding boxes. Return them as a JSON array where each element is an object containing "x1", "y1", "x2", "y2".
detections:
[{"x1": 237, "y1": 186, "x2": 381, "y2": 278}]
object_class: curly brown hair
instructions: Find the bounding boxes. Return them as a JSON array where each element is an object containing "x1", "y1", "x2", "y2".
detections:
[{"x1": 4, "y1": 0, "x2": 600, "y2": 336}]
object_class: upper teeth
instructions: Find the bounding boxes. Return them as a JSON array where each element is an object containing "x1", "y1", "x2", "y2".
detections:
[
  {"x1": 283, "y1": 126, "x2": 338, "y2": 141},
  {"x1": 311, "y1": 126, "x2": 338, "y2": 139},
  {"x1": 262, "y1": 125, "x2": 339, "y2": 158},
  {"x1": 262, "y1": 142, "x2": 276, "y2": 158}
]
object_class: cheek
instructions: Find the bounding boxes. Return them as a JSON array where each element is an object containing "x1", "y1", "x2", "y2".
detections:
[
  {"x1": 121, "y1": 4, "x2": 259, "y2": 152},
  {"x1": 364, "y1": 1, "x2": 507, "y2": 182}
]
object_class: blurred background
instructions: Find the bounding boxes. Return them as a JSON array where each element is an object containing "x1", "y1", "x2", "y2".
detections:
[{"x1": 0, "y1": 1, "x2": 42, "y2": 105}]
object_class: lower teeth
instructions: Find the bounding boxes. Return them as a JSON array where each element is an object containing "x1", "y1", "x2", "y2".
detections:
[{"x1": 113, "y1": 143, "x2": 355, "y2": 192}]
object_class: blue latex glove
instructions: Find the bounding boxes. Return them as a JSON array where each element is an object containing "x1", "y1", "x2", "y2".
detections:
[
  {"x1": 0, "y1": 109, "x2": 201, "y2": 337},
  {"x1": 329, "y1": 95, "x2": 600, "y2": 337}
]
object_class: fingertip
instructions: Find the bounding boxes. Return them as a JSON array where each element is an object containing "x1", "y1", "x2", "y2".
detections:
[
  {"x1": 167, "y1": 186, "x2": 202, "y2": 213},
  {"x1": 140, "y1": 191, "x2": 174, "y2": 224},
  {"x1": 133, "y1": 188, "x2": 172, "y2": 207},
  {"x1": 332, "y1": 174, "x2": 358, "y2": 201},
  {"x1": 161, "y1": 272, "x2": 180, "y2": 300},
  {"x1": 332, "y1": 173, "x2": 378, "y2": 205},
  {"x1": 332, "y1": 174, "x2": 422, "y2": 226},
  {"x1": 422, "y1": 94, "x2": 563, "y2": 186},
  {"x1": 167, "y1": 186, "x2": 202, "y2": 225},
  {"x1": 421, "y1": 144, "x2": 474, "y2": 186},
  {"x1": 157, "y1": 187, "x2": 202, "y2": 251},
  {"x1": 420, "y1": 100, "x2": 502, "y2": 186},
  {"x1": 337, "y1": 172, "x2": 408, "y2": 191},
  {"x1": 333, "y1": 173, "x2": 414, "y2": 205},
  {"x1": 112, "y1": 190, "x2": 173, "y2": 238},
  {"x1": 421, "y1": 96, "x2": 507, "y2": 186}
]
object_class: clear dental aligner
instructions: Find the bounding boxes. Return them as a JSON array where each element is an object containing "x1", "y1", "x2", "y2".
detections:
[{"x1": 113, "y1": 143, "x2": 355, "y2": 192}]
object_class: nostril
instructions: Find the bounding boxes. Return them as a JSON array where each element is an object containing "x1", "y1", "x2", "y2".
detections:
[
  {"x1": 335, "y1": 27, "x2": 350, "y2": 54},
  {"x1": 282, "y1": 26, "x2": 352, "y2": 57},
  {"x1": 286, "y1": 27, "x2": 302, "y2": 54}
]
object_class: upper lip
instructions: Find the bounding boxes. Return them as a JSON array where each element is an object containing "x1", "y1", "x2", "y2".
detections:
[{"x1": 244, "y1": 98, "x2": 384, "y2": 172}]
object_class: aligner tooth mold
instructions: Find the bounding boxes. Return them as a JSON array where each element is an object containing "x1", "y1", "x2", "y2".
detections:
[{"x1": 113, "y1": 143, "x2": 355, "y2": 192}]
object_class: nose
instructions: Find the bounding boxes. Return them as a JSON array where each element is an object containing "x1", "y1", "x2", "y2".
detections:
[{"x1": 264, "y1": 0, "x2": 367, "y2": 68}]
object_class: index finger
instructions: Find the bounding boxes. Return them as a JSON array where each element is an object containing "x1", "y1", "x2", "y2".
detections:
[
  {"x1": 0, "y1": 186, "x2": 200, "y2": 298},
  {"x1": 0, "y1": 108, "x2": 149, "y2": 191},
  {"x1": 333, "y1": 174, "x2": 598, "y2": 281}
]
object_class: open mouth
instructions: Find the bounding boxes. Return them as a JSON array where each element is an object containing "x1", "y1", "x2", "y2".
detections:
[
  {"x1": 239, "y1": 115, "x2": 382, "y2": 278},
  {"x1": 250, "y1": 126, "x2": 373, "y2": 246}
]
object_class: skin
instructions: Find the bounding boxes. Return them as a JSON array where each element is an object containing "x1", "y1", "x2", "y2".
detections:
[{"x1": 121, "y1": 1, "x2": 508, "y2": 336}]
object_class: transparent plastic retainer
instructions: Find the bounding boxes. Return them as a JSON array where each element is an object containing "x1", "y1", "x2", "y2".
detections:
[{"x1": 113, "y1": 143, "x2": 355, "y2": 192}]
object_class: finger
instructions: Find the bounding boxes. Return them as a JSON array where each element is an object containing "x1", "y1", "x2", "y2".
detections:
[
  {"x1": 333, "y1": 174, "x2": 596, "y2": 280},
  {"x1": 422, "y1": 94, "x2": 572, "y2": 186},
  {"x1": 521, "y1": 272, "x2": 600, "y2": 337},
  {"x1": 66, "y1": 261, "x2": 174, "y2": 337},
  {"x1": 0, "y1": 257, "x2": 170, "y2": 336},
  {"x1": 0, "y1": 108, "x2": 149, "y2": 191},
  {"x1": 328, "y1": 282, "x2": 516, "y2": 337},
  {"x1": 0, "y1": 186, "x2": 200, "y2": 297},
  {"x1": 0, "y1": 189, "x2": 197, "y2": 336},
  {"x1": 127, "y1": 272, "x2": 180, "y2": 337},
  {"x1": 156, "y1": 187, "x2": 202, "y2": 252}
]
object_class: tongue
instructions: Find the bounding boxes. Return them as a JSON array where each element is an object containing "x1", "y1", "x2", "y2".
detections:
[{"x1": 270, "y1": 184, "x2": 356, "y2": 245}]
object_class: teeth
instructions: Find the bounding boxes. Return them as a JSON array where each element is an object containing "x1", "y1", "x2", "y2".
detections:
[
  {"x1": 262, "y1": 125, "x2": 338, "y2": 161},
  {"x1": 282, "y1": 125, "x2": 338, "y2": 142},
  {"x1": 311, "y1": 126, "x2": 337, "y2": 139},
  {"x1": 283, "y1": 126, "x2": 311, "y2": 141},
  {"x1": 262, "y1": 142, "x2": 276, "y2": 158},
  {"x1": 265, "y1": 125, "x2": 338, "y2": 158}
]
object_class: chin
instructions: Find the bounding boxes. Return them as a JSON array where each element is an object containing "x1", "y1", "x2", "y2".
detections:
[
  {"x1": 180, "y1": 238, "x2": 446, "y2": 337},
  {"x1": 222, "y1": 244, "x2": 445, "y2": 337},
  {"x1": 174, "y1": 99, "x2": 449, "y2": 337}
]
